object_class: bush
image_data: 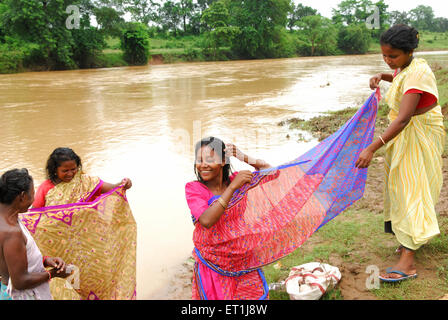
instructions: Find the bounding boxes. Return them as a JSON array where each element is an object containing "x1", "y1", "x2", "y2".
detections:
[
  {"x1": 121, "y1": 23, "x2": 150, "y2": 65},
  {"x1": 72, "y1": 27, "x2": 106, "y2": 68},
  {"x1": 337, "y1": 24, "x2": 372, "y2": 54},
  {"x1": 0, "y1": 38, "x2": 40, "y2": 73}
]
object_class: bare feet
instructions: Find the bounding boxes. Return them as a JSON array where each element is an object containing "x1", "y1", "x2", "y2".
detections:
[{"x1": 381, "y1": 247, "x2": 417, "y2": 280}]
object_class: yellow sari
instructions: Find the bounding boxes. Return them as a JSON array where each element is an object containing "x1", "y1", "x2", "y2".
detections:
[
  {"x1": 384, "y1": 58, "x2": 446, "y2": 250},
  {"x1": 20, "y1": 171, "x2": 137, "y2": 300}
]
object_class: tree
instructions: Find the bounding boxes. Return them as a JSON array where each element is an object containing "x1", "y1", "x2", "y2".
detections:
[
  {"x1": 228, "y1": 0, "x2": 292, "y2": 59},
  {"x1": 0, "y1": 0, "x2": 104, "y2": 70},
  {"x1": 296, "y1": 15, "x2": 337, "y2": 56},
  {"x1": 337, "y1": 23, "x2": 371, "y2": 54},
  {"x1": 121, "y1": 22, "x2": 150, "y2": 65},
  {"x1": 332, "y1": 0, "x2": 388, "y2": 27},
  {"x1": 120, "y1": 0, "x2": 159, "y2": 26},
  {"x1": 433, "y1": 17, "x2": 448, "y2": 33},
  {"x1": 388, "y1": 10, "x2": 411, "y2": 26},
  {"x1": 179, "y1": 0, "x2": 195, "y2": 34},
  {"x1": 158, "y1": 0, "x2": 182, "y2": 36},
  {"x1": 409, "y1": 5, "x2": 435, "y2": 31},
  {"x1": 94, "y1": 6, "x2": 126, "y2": 37},
  {"x1": 201, "y1": 0, "x2": 240, "y2": 58},
  {"x1": 288, "y1": 3, "x2": 317, "y2": 31}
]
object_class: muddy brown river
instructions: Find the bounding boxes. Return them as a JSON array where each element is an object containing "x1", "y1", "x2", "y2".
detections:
[{"x1": 1, "y1": 51, "x2": 447, "y2": 299}]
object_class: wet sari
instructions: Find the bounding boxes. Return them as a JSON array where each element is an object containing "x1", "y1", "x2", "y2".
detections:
[
  {"x1": 186, "y1": 90, "x2": 380, "y2": 300},
  {"x1": 19, "y1": 171, "x2": 137, "y2": 300}
]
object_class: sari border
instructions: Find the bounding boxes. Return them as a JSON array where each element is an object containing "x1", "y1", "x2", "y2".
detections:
[{"x1": 26, "y1": 184, "x2": 127, "y2": 214}]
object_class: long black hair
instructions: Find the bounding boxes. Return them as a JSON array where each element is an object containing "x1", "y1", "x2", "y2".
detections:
[
  {"x1": 46, "y1": 147, "x2": 82, "y2": 184},
  {"x1": 380, "y1": 24, "x2": 419, "y2": 53},
  {"x1": 0, "y1": 168, "x2": 33, "y2": 205},
  {"x1": 194, "y1": 137, "x2": 232, "y2": 184}
]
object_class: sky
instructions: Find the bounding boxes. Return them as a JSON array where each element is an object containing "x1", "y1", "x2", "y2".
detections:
[{"x1": 294, "y1": 0, "x2": 448, "y2": 19}]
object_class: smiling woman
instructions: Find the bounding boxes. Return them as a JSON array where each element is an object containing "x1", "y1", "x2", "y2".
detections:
[
  {"x1": 32, "y1": 147, "x2": 132, "y2": 209},
  {"x1": 21, "y1": 147, "x2": 137, "y2": 300}
]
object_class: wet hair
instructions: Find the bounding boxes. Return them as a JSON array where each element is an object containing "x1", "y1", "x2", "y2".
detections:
[
  {"x1": 380, "y1": 24, "x2": 419, "y2": 53},
  {"x1": 0, "y1": 168, "x2": 33, "y2": 205},
  {"x1": 194, "y1": 137, "x2": 232, "y2": 184},
  {"x1": 46, "y1": 147, "x2": 82, "y2": 183}
]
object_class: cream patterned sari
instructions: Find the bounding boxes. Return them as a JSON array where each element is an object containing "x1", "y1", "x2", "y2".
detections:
[
  {"x1": 384, "y1": 58, "x2": 445, "y2": 250},
  {"x1": 20, "y1": 171, "x2": 137, "y2": 300}
]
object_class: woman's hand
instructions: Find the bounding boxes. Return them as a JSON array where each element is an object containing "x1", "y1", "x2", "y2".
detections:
[
  {"x1": 369, "y1": 73, "x2": 382, "y2": 90},
  {"x1": 225, "y1": 143, "x2": 245, "y2": 161},
  {"x1": 355, "y1": 148, "x2": 374, "y2": 168},
  {"x1": 229, "y1": 170, "x2": 253, "y2": 190},
  {"x1": 121, "y1": 178, "x2": 132, "y2": 190},
  {"x1": 46, "y1": 257, "x2": 71, "y2": 278},
  {"x1": 44, "y1": 257, "x2": 65, "y2": 270}
]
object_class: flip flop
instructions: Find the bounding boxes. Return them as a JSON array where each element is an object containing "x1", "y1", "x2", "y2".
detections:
[{"x1": 379, "y1": 267, "x2": 418, "y2": 283}]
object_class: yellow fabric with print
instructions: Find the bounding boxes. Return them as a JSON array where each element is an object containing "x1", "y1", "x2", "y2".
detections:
[
  {"x1": 20, "y1": 171, "x2": 137, "y2": 300},
  {"x1": 384, "y1": 58, "x2": 445, "y2": 250},
  {"x1": 45, "y1": 171, "x2": 101, "y2": 206}
]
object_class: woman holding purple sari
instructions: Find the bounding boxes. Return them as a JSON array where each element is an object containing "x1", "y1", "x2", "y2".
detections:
[{"x1": 185, "y1": 89, "x2": 381, "y2": 300}]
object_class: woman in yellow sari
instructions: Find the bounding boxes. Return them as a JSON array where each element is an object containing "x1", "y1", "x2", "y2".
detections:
[
  {"x1": 356, "y1": 25, "x2": 445, "y2": 282},
  {"x1": 22, "y1": 147, "x2": 137, "y2": 299}
]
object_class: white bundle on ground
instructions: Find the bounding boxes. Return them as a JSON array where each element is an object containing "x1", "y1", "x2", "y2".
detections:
[{"x1": 285, "y1": 262, "x2": 341, "y2": 300}]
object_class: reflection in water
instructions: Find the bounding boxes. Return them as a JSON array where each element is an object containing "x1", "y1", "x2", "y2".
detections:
[{"x1": 0, "y1": 52, "x2": 447, "y2": 299}]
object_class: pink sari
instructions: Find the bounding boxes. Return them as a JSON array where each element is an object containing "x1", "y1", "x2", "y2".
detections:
[{"x1": 185, "y1": 90, "x2": 381, "y2": 300}]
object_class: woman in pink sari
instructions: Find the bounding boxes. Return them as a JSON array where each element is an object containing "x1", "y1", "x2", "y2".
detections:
[{"x1": 185, "y1": 137, "x2": 271, "y2": 300}]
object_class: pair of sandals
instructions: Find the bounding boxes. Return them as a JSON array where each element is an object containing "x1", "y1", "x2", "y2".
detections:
[{"x1": 378, "y1": 245, "x2": 418, "y2": 283}]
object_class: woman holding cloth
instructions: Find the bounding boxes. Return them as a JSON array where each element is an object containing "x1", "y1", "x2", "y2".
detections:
[{"x1": 356, "y1": 25, "x2": 445, "y2": 282}]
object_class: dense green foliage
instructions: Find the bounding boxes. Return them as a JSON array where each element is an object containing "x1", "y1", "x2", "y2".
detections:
[
  {"x1": 1, "y1": 0, "x2": 447, "y2": 73},
  {"x1": 121, "y1": 22, "x2": 150, "y2": 65}
]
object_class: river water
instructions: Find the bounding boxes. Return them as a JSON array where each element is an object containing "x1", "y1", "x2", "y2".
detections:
[{"x1": 1, "y1": 51, "x2": 447, "y2": 299}]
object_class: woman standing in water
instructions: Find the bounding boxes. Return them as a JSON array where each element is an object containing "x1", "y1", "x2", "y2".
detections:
[
  {"x1": 0, "y1": 169, "x2": 69, "y2": 300},
  {"x1": 356, "y1": 25, "x2": 445, "y2": 282},
  {"x1": 185, "y1": 137, "x2": 271, "y2": 299}
]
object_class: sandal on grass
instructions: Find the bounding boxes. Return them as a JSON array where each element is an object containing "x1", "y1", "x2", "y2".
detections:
[{"x1": 379, "y1": 267, "x2": 418, "y2": 283}]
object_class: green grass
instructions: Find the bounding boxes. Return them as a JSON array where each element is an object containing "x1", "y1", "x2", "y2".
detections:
[
  {"x1": 264, "y1": 210, "x2": 448, "y2": 300},
  {"x1": 369, "y1": 31, "x2": 448, "y2": 53}
]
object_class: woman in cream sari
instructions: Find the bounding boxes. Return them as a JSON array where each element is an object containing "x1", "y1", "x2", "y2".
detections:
[
  {"x1": 22, "y1": 147, "x2": 137, "y2": 299},
  {"x1": 356, "y1": 25, "x2": 445, "y2": 282}
]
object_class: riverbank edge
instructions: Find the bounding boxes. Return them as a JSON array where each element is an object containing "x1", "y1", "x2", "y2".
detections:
[{"x1": 3, "y1": 46, "x2": 448, "y2": 75}]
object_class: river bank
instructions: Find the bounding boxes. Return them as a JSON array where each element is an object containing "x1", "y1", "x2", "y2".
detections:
[
  {"x1": 164, "y1": 64, "x2": 448, "y2": 300},
  {"x1": 2, "y1": 31, "x2": 448, "y2": 74}
]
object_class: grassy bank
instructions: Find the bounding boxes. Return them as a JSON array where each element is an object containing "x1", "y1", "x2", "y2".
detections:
[
  {"x1": 369, "y1": 31, "x2": 448, "y2": 53},
  {"x1": 4, "y1": 31, "x2": 445, "y2": 74},
  {"x1": 268, "y1": 65, "x2": 448, "y2": 300}
]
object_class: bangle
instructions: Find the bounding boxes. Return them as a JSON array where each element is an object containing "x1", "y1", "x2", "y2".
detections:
[
  {"x1": 42, "y1": 256, "x2": 49, "y2": 267},
  {"x1": 379, "y1": 136, "x2": 386, "y2": 145},
  {"x1": 217, "y1": 197, "x2": 228, "y2": 210},
  {"x1": 46, "y1": 270, "x2": 52, "y2": 282}
]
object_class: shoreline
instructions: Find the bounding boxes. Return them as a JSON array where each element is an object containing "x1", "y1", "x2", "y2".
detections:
[{"x1": 2, "y1": 48, "x2": 448, "y2": 76}]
